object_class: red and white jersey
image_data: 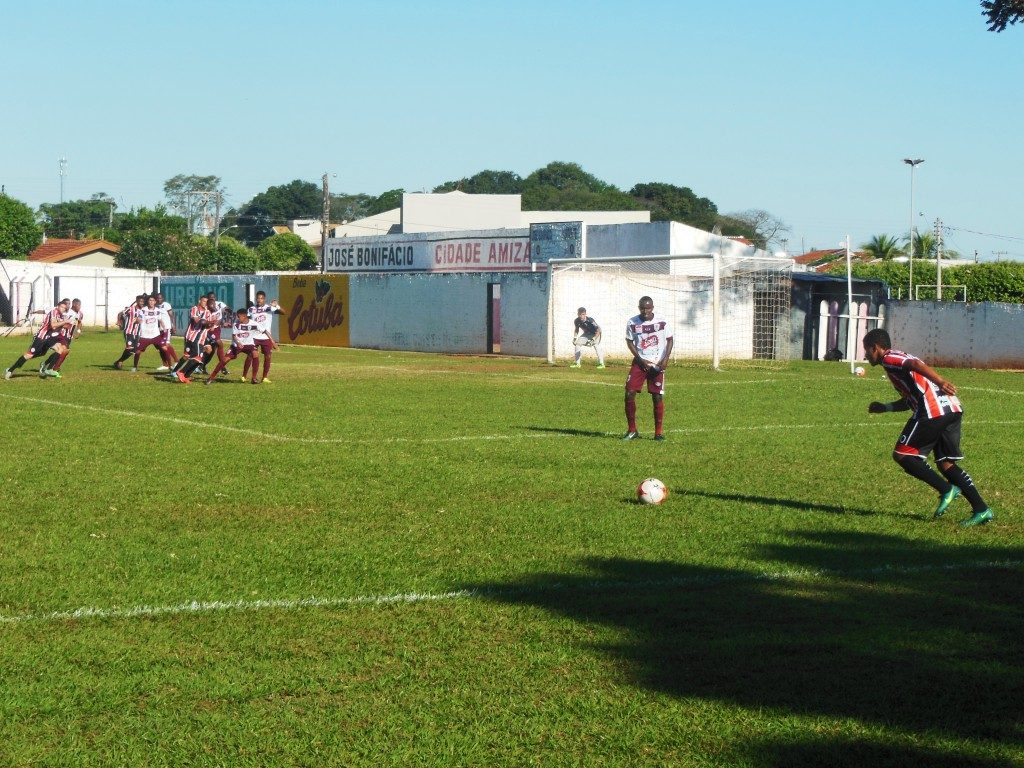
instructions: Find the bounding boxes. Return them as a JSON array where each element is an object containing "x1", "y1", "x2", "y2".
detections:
[
  {"x1": 122, "y1": 304, "x2": 142, "y2": 335},
  {"x1": 137, "y1": 307, "x2": 170, "y2": 339},
  {"x1": 35, "y1": 306, "x2": 64, "y2": 340},
  {"x1": 250, "y1": 303, "x2": 281, "y2": 341},
  {"x1": 184, "y1": 305, "x2": 211, "y2": 343},
  {"x1": 626, "y1": 313, "x2": 674, "y2": 364},
  {"x1": 60, "y1": 308, "x2": 84, "y2": 341},
  {"x1": 881, "y1": 349, "x2": 963, "y2": 419},
  {"x1": 230, "y1": 321, "x2": 260, "y2": 348}
]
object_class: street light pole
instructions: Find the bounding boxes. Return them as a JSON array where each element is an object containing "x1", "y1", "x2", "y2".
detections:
[{"x1": 903, "y1": 158, "x2": 924, "y2": 299}]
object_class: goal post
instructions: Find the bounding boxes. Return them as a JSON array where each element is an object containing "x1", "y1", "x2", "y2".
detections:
[{"x1": 546, "y1": 253, "x2": 794, "y2": 369}]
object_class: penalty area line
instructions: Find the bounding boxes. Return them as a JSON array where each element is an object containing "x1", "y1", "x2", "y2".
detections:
[{"x1": 2, "y1": 559, "x2": 1020, "y2": 625}]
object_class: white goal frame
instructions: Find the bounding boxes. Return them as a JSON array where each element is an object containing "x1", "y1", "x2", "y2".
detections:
[{"x1": 546, "y1": 253, "x2": 794, "y2": 370}]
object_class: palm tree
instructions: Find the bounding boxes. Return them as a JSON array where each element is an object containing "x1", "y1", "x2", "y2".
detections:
[
  {"x1": 907, "y1": 231, "x2": 960, "y2": 260},
  {"x1": 860, "y1": 234, "x2": 905, "y2": 260}
]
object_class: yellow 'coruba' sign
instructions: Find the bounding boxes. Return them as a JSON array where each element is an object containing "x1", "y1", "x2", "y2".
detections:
[{"x1": 278, "y1": 275, "x2": 350, "y2": 347}]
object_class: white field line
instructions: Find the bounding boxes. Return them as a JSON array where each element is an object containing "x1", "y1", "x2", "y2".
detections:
[
  {"x1": 3, "y1": 392, "x2": 1023, "y2": 445},
  {"x1": 2, "y1": 559, "x2": 1020, "y2": 626},
  {"x1": 960, "y1": 386, "x2": 1024, "y2": 396}
]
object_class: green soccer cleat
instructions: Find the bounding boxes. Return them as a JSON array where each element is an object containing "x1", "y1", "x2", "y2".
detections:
[
  {"x1": 47, "y1": 370, "x2": 62, "y2": 379},
  {"x1": 596, "y1": 363, "x2": 606, "y2": 369},
  {"x1": 959, "y1": 509, "x2": 994, "y2": 528},
  {"x1": 621, "y1": 431, "x2": 640, "y2": 441},
  {"x1": 569, "y1": 362, "x2": 581, "y2": 368},
  {"x1": 933, "y1": 486, "x2": 961, "y2": 519}
]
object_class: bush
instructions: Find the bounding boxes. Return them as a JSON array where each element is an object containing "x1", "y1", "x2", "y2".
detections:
[{"x1": 826, "y1": 261, "x2": 1024, "y2": 303}]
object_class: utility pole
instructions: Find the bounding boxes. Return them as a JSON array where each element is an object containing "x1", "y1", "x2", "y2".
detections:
[
  {"x1": 213, "y1": 192, "x2": 222, "y2": 249},
  {"x1": 903, "y1": 158, "x2": 924, "y2": 300},
  {"x1": 934, "y1": 218, "x2": 943, "y2": 300},
  {"x1": 321, "y1": 173, "x2": 331, "y2": 273}
]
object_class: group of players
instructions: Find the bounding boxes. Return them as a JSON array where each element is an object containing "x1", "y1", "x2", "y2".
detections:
[{"x1": 4, "y1": 289, "x2": 282, "y2": 386}]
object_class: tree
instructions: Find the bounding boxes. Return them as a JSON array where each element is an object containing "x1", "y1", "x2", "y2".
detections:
[
  {"x1": 107, "y1": 206, "x2": 187, "y2": 246},
  {"x1": 38, "y1": 195, "x2": 116, "y2": 239},
  {"x1": 722, "y1": 209, "x2": 791, "y2": 250},
  {"x1": 200, "y1": 237, "x2": 258, "y2": 274},
  {"x1": 256, "y1": 233, "x2": 318, "y2": 270},
  {"x1": 366, "y1": 188, "x2": 404, "y2": 216},
  {"x1": 331, "y1": 192, "x2": 373, "y2": 222},
  {"x1": 907, "y1": 231, "x2": 960, "y2": 261},
  {"x1": 225, "y1": 180, "x2": 323, "y2": 246},
  {"x1": 163, "y1": 174, "x2": 224, "y2": 234},
  {"x1": 982, "y1": 0, "x2": 1024, "y2": 31},
  {"x1": 434, "y1": 170, "x2": 523, "y2": 194},
  {"x1": 629, "y1": 182, "x2": 719, "y2": 231},
  {"x1": 0, "y1": 194, "x2": 43, "y2": 260},
  {"x1": 860, "y1": 234, "x2": 905, "y2": 261},
  {"x1": 521, "y1": 162, "x2": 642, "y2": 212}
]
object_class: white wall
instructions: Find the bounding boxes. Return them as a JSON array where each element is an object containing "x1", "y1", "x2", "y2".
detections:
[
  {"x1": 885, "y1": 301, "x2": 1024, "y2": 368},
  {"x1": 0, "y1": 259, "x2": 158, "y2": 328},
  {"x1": 349, "y1": 272, "x2": 548, "y2": 355},
  {"x1": 401, "y1": 192, "x2": 522, "y2": 233}
]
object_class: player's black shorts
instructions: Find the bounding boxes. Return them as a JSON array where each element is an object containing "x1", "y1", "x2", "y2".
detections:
[
  {"x1": 28, "y1": 334, "x2": 61, "y2": 357},
  {"x1": 184, "y1": 336, "x2": 209, "y2": 358},
  {"x1": 123, "y1": 332, "x2": 140, "y2": 351},
  {"x1": 895, "y1": 412, "x2": 964, "y2": 462}
]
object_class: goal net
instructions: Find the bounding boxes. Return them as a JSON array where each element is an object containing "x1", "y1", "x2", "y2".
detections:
[{"x1": 547, "y1": 254, "x2": 793, "y2": 368}]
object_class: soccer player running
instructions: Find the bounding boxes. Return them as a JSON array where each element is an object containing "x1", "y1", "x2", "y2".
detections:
[
  {"x1": 243, "y1": 291, "x2": 282, "y2": 384},
  {"x1": 40, "y1": 298, "x2": 84, "y2": 378},
  {"x1": 113, "y1": 294, "x2": 146, "y2": 369},
  {"x1": 133, "y1": 295, "x2": 172, "y2": 371},
  {"x1": 863, "y1": 328, "x2": 994, "y2": 527},
  {"x1": 571, "y1": 307, "x2": 605, "y2": 368},
  {"x1": 4, "y1": 299, "x2": 73, "y2": 379},
  {"x1": 623, "y1": 296, "x2": 673, "y2": 441},
  {"x1": 205, "y1": 308, "x2": 261, "y2": 385}
]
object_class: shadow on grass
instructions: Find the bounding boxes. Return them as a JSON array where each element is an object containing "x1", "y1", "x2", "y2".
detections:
[
  {"x1": 681, "y1": 489, "x2": 890, "y2": 518},
  {"x1": 523, "y1": 425, "x2": 611, "y2": 438},
  {"x1": 466, "y1": 532, "x2": 1024, "y2": 766}
]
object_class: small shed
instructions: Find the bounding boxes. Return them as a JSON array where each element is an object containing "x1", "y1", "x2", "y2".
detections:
[{"x1": 790, "y1": 272, "x2": 889, "y2": 360}]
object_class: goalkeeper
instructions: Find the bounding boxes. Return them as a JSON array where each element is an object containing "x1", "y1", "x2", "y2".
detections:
[{"x1": 571, "y1": 307, "x2": 605, "y2": 368}]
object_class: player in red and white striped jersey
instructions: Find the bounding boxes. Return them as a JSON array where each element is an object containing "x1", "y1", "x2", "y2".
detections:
[
  {"x1": 170, "y1": 297, "x2": 215, "y2": 382},
  {"x1": 4, "y1": 299, "x2": 73, "y2": 379},
  {"x1": 40, "y1": 298, "x2": 84, "y2": 377},
  {"x1": 199, "y1": 293, "x2": 230, "y2": 374},
  {"x1": 113, "y1": 295, "x2": 147, "y2": 369},
  {"x1": 863, "y1": 328, "x2": 993, "y2": 527}
]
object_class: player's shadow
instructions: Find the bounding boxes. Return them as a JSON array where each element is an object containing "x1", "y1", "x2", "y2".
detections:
[
  {"x1": 681, "y1": 489, "x2": 888, "y2": 518},
  {"x1": 464, "y1": 532, "x2": 1024, "y2": 765},
  {"x1": 523, "y1": 425, "x2": 610, "y2": 438}
]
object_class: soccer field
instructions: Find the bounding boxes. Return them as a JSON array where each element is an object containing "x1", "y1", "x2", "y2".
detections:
[{"x1": 1, "y1": 333, "x2": 1021, "y2": 767}]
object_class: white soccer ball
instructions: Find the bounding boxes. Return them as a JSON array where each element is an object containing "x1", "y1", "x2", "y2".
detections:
[
  {"x1": 855, "y1": 366, "x2": 866, "y2": 377},
  {"x1": 636, "y1": 477, "x2": 669, "y2": 505}
]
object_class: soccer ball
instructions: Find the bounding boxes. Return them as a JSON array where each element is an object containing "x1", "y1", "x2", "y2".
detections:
[
  {"x1": 636, "y1": 477, "x2": 668, "y2": 505},
  {"x1": 854, "y1": 366, "x2": 866, "y2": 377}
]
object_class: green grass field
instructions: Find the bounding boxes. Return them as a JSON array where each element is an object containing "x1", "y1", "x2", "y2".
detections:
[{"x1": 1, "y1": 332, "x2": 1021, "y2": 767}]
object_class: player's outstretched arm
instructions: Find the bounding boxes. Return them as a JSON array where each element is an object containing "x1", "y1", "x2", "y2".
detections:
[
  {"x1": 868, "y1": 400, "x2": 910, "y2": 414},
  {"x1": 907, "y1": 359, "x2": 956, "y2": 395}
]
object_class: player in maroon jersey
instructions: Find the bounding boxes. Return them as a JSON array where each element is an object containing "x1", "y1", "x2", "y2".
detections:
[
  {"x1": 623, "y1": 296, "x2": 674, "y2": 441},
  {"x1": 863, "y1": 328, "x2": 994, "y2": 527},
  {"x1": 113, "y1": 295, "x2": 146, "y2": 369},
  {"x1": 4, "y1": 299, "x2": 73, "y2": 379},
  {"x1": 243, "y1": 290, "x2": 282, "y2": 383},
  {"x1": 205, "y1": 308, "x2": 261, "y2": 385}
]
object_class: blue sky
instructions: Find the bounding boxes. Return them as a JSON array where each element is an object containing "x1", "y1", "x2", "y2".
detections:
[{"x1": 2, "y1": 0, "x2": 1022, "y2": 259}]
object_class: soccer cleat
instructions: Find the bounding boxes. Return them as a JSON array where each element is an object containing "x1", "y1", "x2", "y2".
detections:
[
  {"x1": 654, "y1": 434, "x2": 666, "y2": 442},
  {"x1": 933, "y1": 486, "x2": 961, "y2": 518},
  {"x1": 239, "y1": 375, "x2": 246, "y2": 382},
  {"x1": 223, "y1": 367, "x2": 231, "y2": 375},
  {"x1": 204, "y1": 378, "x2": 213, "y2": 386},
  {"x1": 261, "y1": 377, "x2": 272, "y2": 384},
  {"x1": 596, "y1": 363, "x2": 606, "y2": 369},
  {"x1": 622, "y1": 431, "x2": 640, "y2": 441},
  {"x1": 47, "y1": 370, "x2": 61, "y2": 379},
  {"x1": 3, "y1": 368, "x2": 12, "y2": 380},
  {"x1": 38, "y1": 368, "x2": 47, "y2": 379},
  {"x1": 130, "y1": 367, "x2": 138, "y2": 373},
  {"x1": 959, "y1": 508, "x2": 994, "y2": 528},
  {"x1": 569, "y1": 362, "x2": 581, "y2": 368},
  {"x1": 113, "y1": 361, "x2": 123, "y2": 370},
  {"x1": 251, "y1": 379, "x2": 259, "y2": 385},
  {"x1": 155, "y1": 365, "x2": 170, "y2": 372},
  {"x1": 175, "y1": 372, "x2": 190, "y2": 384}
]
